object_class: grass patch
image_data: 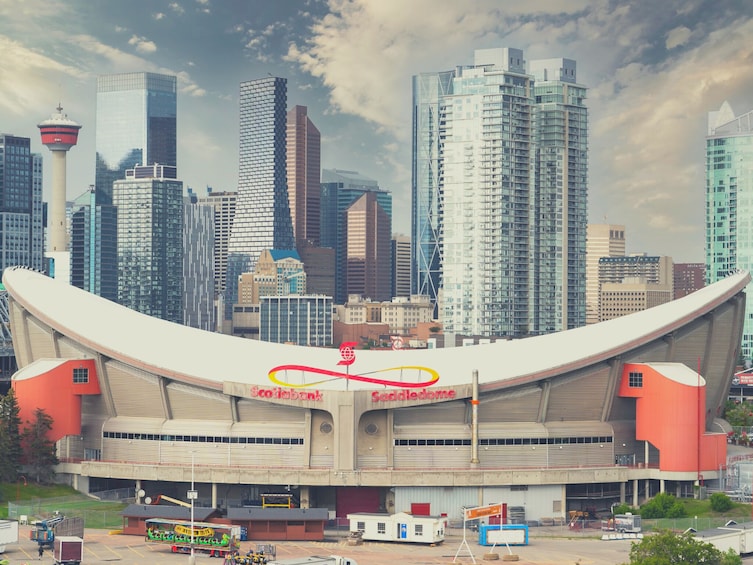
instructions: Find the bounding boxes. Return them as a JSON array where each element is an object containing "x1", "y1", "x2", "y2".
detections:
[{"x1": 1, "y1": 483, "x2": 127, "y2": 529}]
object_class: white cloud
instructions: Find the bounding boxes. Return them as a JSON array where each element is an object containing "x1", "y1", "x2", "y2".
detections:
[
  {"x1": 666, "y1": 25, "x2": 692, "y2": 49},
  {"x1": 128, "y1": 35, "x2": 157, "y2": 54},
  {"x1": 153, "y1": 12, "x2": 165, "y2": 21},
  {"x1": 169, "y1": 2, "x2": 185, "y2": 15}
]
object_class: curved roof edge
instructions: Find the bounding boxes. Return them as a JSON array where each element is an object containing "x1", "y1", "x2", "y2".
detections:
[{"x1": 3, "y1": 267, "x2": 749, "y2": 391}]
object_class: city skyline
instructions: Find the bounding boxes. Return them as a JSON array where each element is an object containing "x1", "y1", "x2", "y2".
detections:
[{"x1": 2, "y1": 1, "x2": 753, "y2": 263}]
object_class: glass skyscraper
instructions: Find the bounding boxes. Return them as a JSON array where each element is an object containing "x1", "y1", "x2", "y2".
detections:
[
  {"x1": 412, "y1": 48, "x2": 588, "y2": 337},
  {"x1": 706, "y1": 101, "x2": 753, "y2": 360},
  {"x1": 70, "y1": 187, "x2": 118, "y2": 300},
  {"x1": 95, "y1": 72, "x2": 177, "y2": 206},
  {"x1": 226, "y1": 77, "x2": 294, "y2": 318},
  {"x1": 411, "y1": 70, "x2": 454, "y2": 313},
  {"x1": 0, "y1": 134, "x2": 44, "y2": 273},
  {"x1": 320, "y1": 169, "x2": 392, "y2": 304}
]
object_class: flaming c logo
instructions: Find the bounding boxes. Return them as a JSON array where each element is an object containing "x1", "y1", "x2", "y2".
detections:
[{"x1": 267, "y1": 342, "x2": 440, "y2": 389}]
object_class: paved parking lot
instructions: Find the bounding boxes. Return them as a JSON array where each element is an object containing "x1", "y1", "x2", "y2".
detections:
[{"x1": 2, "y1": 524, "x2": 639, "y2": 565}]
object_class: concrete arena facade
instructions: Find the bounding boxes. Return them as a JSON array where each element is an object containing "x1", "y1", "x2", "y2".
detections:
[{"x1": 4, "y1": 267, "x2": 750, "y2": 522}]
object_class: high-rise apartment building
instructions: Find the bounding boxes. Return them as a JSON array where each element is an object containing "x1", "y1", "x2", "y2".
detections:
[
  {"x1": 586, "y1": 224, "x2": 626, "y2": 324},
  {"x1": 320, "y1": 168, "x2": 392, "y2": 303},
  {"x1": 346, "y1": 191, "x2": 391, "y2": 302},
  {"x1": 674, "y1": 263, "x2": 705, "y2": 299},
  {"x1": 392, "y1": 234, "x2": 411, "y2": 299},
  {"x1": 706, "y1": 101, "x2": 753, "y2": 360},
  {"x1": 113, "y1": 164, "x2": 183, "y2": 323},
  {"x1": 226, "y1": 77, "x2": 294, "y2": 319},
  {"x1": 0, "y1": 134, "x2": 44, "y2": 272},
  {"x1": 413, "y1": 48, "x2": 588, "y2": 337},
  {"x1": 287, "y1": 105, "x2": 321, "y2": 246}
]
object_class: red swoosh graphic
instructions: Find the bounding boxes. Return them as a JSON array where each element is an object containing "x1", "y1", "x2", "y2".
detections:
[{"x1": 268, "y1": 364, "x2": 440, "y2": 388}]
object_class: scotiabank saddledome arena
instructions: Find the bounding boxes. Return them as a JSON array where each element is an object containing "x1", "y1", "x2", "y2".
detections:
[{"x1": 4, "y1": 267, "x2": 749, "y2": 523}]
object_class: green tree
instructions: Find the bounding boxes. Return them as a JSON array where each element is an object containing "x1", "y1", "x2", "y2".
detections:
[
  {"x1": 0, "y1": 388, "x2": 23, "y2": 482},
  {"x1": 22, "y1": 408, "x2": 58, "y2": 484},
  {"x1": 640, "y1": 492, "x2": 686, "y2": 519},
  {"x1": 624, "y1": 530, "x2": 741, "y2": 565},
  {"x1": 710, "y1": 492, "x2": 734, "y2": 513}
]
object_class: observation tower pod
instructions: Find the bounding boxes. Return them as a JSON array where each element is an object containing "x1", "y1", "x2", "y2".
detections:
[{"x1": 38, "y1": 104, "x2": 81, "y2": 254}]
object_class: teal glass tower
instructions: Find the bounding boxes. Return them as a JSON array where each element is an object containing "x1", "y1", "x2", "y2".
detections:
[{"x1": 706, "y1": 101, "x2": 753, "y2": 360}]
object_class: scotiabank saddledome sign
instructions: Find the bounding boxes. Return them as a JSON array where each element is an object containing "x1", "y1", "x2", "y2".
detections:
[{"x1": 260, "y1": 342, "x2": 455, "y2": 403}]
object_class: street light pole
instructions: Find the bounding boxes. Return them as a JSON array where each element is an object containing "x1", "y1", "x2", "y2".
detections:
[{"x1": 188, "y1": 451, "x2": 197, "y2": 565}]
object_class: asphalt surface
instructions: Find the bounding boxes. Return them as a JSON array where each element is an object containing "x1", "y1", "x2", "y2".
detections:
[{"x1": 1, "y1": 524, "x2": 639, "y2": 565}]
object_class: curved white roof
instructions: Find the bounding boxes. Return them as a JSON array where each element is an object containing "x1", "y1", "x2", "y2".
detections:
[{"x1": 3, "y1": 267, "x2": 749, "y2": 392}]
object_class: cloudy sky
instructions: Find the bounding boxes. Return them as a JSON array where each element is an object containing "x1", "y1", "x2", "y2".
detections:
[{"x1": 1, "y1": 0, "x2": 752, "y2": 263}]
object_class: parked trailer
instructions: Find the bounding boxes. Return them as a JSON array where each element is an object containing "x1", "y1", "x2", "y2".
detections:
[
  {"x1": 347, "y1": 512, "x2": 446, "y2": 544},
  {"x1": 53, "y1": 536, "x2": 83, "y2": 565},
  {"x1": 267, "y1": 556, "x2": 358, "y2": 565},
  {"x1": 145, "y1": 518, "x2": 241, "y2": 557},
  {"x1": 601, "y1": 513, "x2": 642, "y2": 533},
  {"x1": 0, "y1": 520, "x2": 18, "y2": 553}
]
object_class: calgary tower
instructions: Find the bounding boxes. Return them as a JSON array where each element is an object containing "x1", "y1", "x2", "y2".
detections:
[{"x1": 38, "y1": 104, "x2": 81, "y2": 253}]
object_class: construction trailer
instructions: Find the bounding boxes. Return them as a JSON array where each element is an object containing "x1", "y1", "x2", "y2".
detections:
[
  {"x1": 0, "y1": 520, "x2": 18, "y2": 553},
  {"x1": 347, "y1": 511, "x2": 446, "y2": 544}
]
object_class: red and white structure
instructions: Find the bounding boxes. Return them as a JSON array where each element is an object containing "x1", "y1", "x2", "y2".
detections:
[{"x1": 38, "y1": 104, "x2": 81, "y2": 253}]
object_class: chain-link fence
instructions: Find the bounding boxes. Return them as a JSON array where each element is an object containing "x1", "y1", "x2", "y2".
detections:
[{"x1": 7, "y1": 495, "x2": 126, "y2": 530}]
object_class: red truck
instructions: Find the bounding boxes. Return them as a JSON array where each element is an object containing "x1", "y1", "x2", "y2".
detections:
[{"x1": 53, "y1": 536, "x2": 83, "y2": 565}]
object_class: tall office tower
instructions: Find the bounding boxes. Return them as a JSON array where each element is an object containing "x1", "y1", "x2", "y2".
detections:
[
  {"x1": 95, "y1": 72, "x2": 177, "y2": 205},
  {"x1": 321, "y1": 168, "x2": 392, "y2": 303},
  {"x1": 529, "y1": 58, "x2": 589, "y2": 332},
  {"x1": 226, "y1": 77, "x2": 294, "y2": 319},
  {"x1": 706, "y1": 101, "x2": 753, "y2": 360},
  {"x1": 287, "y1": 105, "x2": 321, "y2": 246},
  {"x1": 184, "y1": 197, "x2": 215, "y2": 331},
  {"x1": 70, "y1": 187, "x2": 118, "y2": 298},
  {"x1": 412, "y1": 48, "x2": 588, "y2": 337},
  {"x1": 392, "y1": 234, "x2": 411, "y2": 298},
  {"x1": 196, "y1": 189, "x2": 236, "y2": 297},
  {"x1": 113, "y1": 164, "x2": 183, "y2": 323},
  {"x1": 674, "y1": 263, "x2": 705, "y2": 299},
  {"x1": 38, "y1": 104, "x2": 81, "y2": 256},
  {"x1": 346, "y1": 191, "x2": 391, "y2": 302},
  {"x1": 0, "y1": 135, "x2": 44, "y2": 272},
  {"x1": 297, "y1": 240, "x2": 335, "y2": 298},
  {"x1": 585, "y1": 224, "x2": 626, "y2": 324},
  {"x1": 412, "y1": 70, "x2": 455, "y2": 311},
  {"x1": 86, "y1": 72, "x2": 176, "y2": 301}
]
